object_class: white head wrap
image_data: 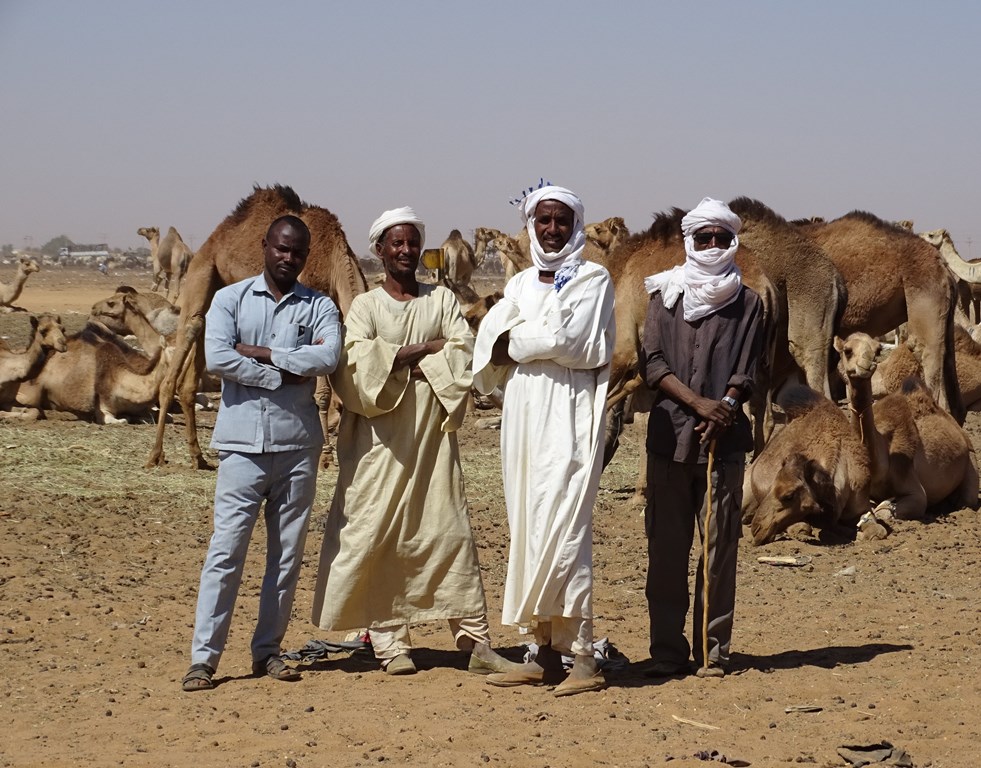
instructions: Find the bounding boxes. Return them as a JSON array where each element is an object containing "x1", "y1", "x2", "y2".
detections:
[
  {"x1": 368, "y1": 206, "x2": 426, "y2": 252},
  {"x1": 520, "y1": 185, "x2": 586, "y2": 290},
  {"x1": 644, "y1": 197, "x2": 743, "y2": 322}
]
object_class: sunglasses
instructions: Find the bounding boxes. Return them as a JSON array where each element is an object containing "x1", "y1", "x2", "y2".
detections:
[{"x1": 693, "y1": 231, "x2": 734, "y2": 248}]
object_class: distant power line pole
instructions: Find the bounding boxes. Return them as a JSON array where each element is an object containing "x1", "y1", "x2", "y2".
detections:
[{"x1": 965, "y1": 237, "x2": 973, "y2": 260}]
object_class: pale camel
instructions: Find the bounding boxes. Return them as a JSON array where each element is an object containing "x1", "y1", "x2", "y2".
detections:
[
  {"x1": 0, "y1": 257, "x2": 40, "y2": 312},
  {"x1": 146, "y1": 184, "x2": 368, "y2": 470},
  {"x1": 10, "y1": 321, "x2": 170, "y2": 424},
  {"x1": 794, "y1": 212, "x2": 963, "y2": 423},
  {"x1": 836, "y1": 332, "x2": 978, "y2": 519},
  {"x1": 873, "y1": 324, "x2": 981, "y2": 412},
  {"x1": 439, "y1": 229, "x2": 479, "y2": 287},
  {"x1": 487, "y1": 232, "x2": 531, "y2": 283},
  {"x1": 137, "y1": 226, "x2": 195, "y2": 303},
  {"x1": 919, "y1": 228, "x2": 981, "y2": 322},
  {"x1": 0, "y1": 314, "x2": 68, "y2": 403},
  {"x1": 742, "y1": 386, "x2": 871, "y2": 545}
]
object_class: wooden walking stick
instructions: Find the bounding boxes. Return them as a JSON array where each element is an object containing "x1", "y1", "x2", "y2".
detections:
[{"x1": 700, "y1": 437, "x2": 717, "y2": 675}]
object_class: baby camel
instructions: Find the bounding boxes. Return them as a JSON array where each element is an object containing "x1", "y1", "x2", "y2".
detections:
[
  {"x1": 0, "y1": 314, "x2": 68, "y2": 400},
  {"x1": 836, "y1": 332, "x2": 979, "y2": 519},
  {"x1": 0, "y1": 257, "x2": 40, "y2": 312}
]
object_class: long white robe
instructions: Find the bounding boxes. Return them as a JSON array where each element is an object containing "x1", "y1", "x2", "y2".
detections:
[
  {"x1": 473, "y1": 262, "x2": 615, "y2": 630},
  {"x1": 311, "y1": 285, "x2": 486, "y2": 630}
]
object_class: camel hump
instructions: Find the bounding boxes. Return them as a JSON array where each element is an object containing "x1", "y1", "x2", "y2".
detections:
[
  {"x1": 727, "y1": 197, "x2": 785, "y2": 224},
  {"x1": 775, "y1": 384, "x2": 826, "y2": 420}
]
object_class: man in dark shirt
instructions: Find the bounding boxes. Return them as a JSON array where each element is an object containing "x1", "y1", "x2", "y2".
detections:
[{"x1": 641, "y1": 198, "x2": 765, "y2": 679}]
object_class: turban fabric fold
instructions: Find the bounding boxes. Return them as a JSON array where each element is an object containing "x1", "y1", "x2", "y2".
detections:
[{"x1": 368, "y1": 207, "x2": 426, "y2": 251}]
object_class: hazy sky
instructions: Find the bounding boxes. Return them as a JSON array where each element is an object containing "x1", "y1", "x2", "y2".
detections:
[{"x1": 2, "y1": 1, "x2": 979, "y2": 258}]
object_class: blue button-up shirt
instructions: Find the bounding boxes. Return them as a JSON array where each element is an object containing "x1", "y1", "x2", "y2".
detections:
[{"x1": 205, "y1": 274, "x2": 342, "y2": 453}]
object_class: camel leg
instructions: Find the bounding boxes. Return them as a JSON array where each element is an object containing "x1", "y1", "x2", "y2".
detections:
[{"x1": 314, "y1": 376, "x2": 335, "y2": 468}]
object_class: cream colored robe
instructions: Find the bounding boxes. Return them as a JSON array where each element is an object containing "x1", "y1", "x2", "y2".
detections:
[
  {"x1": 311, "y1": 285, "x2": 486, "y2": 630},
  {"x1": 473, "y1": 262, "x2": 615, "y2": 631}
]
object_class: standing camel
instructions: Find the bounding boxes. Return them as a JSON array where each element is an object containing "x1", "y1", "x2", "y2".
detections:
[
  {"x1": 439, "y1": 229, "x2": 479, "y2": 288},
  {"x1": 145, "y1": 184, "x2": 367, "y2": 470},
  {"x1": 136, "y1": 226, "x2": 195, "y2": 303},
  {"x1": 795, "y1": 212, "x2": 964, "y2": 423}
]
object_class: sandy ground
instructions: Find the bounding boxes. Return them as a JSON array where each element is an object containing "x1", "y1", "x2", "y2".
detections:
[{"x1": 1, "y1": 265, "x2": 979, "y2": 768}]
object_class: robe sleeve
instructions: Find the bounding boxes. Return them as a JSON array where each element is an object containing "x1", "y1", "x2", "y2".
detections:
[
  {"x1": 416, "y1": 288, "x2": 474, "y2": 432},
  {"x1": 472, "y1": 284, "x2": 522, "y2": 395},
  {"x1": 508, "y1": 266, "x2": 615, "y2": 370},
  {"x1": 329, "y1": 294, "x2": 410, "y2": 418}
]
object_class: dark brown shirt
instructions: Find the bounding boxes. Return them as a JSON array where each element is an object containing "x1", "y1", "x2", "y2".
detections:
[{"x1": 642, "y1": 286, "x2": 765, "y2": 464}]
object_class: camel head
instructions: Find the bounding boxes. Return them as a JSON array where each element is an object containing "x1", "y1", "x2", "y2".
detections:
[
  {"x1": 585, "y1": 217, "x2": 628, "y2": 250},
  {"x1": 89, "y1": 292, "x2": 138, "y2": 336},
  {"x1": 918, "y1": 228, "x2": 949, "y2": 249},
  {"x1": 136, "y1": 226, "x2": 159, "y2": 241},
  {"x1": 463, "y1": 291, "x2": 503, "y2": 333},
  {"x1": 18, "y1": 257, "x2": 40, "y2": 274},
  {"x1": 835, "y1": 333, "x2": 880, "y2": 381},
  {"x1": 894, "y1": 219, "x2": 915, "y2": 232},
  {"x1": 32, "y1": 313, "x2": 68, "y2": 353},
  {"x1": 750, "y1": 452, "x2": 837, "y2": 545}
]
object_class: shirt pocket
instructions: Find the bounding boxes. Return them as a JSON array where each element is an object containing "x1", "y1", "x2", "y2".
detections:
[{"x1": 293, "y1": 323, "x2": 313, "y2": 347}]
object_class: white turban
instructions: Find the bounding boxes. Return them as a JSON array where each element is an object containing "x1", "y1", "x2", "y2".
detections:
[
  {"x1": 680, "y1": 197, "x2": 742, "y2": 237},
  {"x1": 368, "y1": 206, "x2": 426, "y2": 252},
  {"x1": 644, "y1": 197, "x2": 743, "y2": 322},
  {"x1": 519, "y1": 185, "x2": 586, "y2": 289}
]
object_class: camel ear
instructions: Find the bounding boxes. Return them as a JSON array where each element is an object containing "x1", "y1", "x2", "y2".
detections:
[
  {"x1": 804, "y1": 460, "x2": 836, "y2": 510},
  {"x1": 833, "y1": 336, "x2": 845, "y2": 353}
]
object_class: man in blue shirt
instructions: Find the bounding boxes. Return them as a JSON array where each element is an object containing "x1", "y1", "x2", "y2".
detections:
[{"x1": 182, "y1": 215, "x2": 342, "y2": 691}]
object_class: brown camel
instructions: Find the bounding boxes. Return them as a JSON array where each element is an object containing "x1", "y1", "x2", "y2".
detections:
[
  {"x1": 919, "y1": 228, "x2": 981, "y2": 322},
  {"x1": 728, "y1": 198, "x2": 846, "y2": 398},
  {"x1": 10, "y1": 320, "x2": 170, "y2": 424},
  {"x1": 837, "y1": 332, "x2": 978, "y2": 518},
  {"x1": 137, "y1": 226, "x2": 195, "y2": 303},
  {"x1": 597, "y1": 209, "x2": 778, "y2": 504},
  {"x1": 584, "y1": 216, "x2": 629, "y2": 262},
  {"x1": 0, "y1": 314, "x2": 68, "y2": 403},
  {"x1": 1, "y1": 257, "x2": 40, "y2": 312},
  {"x1": 743, "y1": 386, "x2": 871, "y2": 545},
  {"x1": 91, "y1": 285, "x2": 180, "y2": 338},
  {"x1": 873, "y1": 324, "x2": 981, "y2": 412},
  {"x1": 146, "y1": 184, "x2": 368, "y2": 470},
  {"x1": 794, "y1": 212, "x2": 963, "y2": 423}
]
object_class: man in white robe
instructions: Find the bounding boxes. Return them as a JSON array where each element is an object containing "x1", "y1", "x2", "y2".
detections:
[
  {"x1": 311, "y1": 208, "x2": 519, "y2": 677},
  {"x1": 473, "y1": 184, "x2": 615, "y2": 696}
]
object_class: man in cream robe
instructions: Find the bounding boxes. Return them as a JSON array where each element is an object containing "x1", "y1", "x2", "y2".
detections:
[
  {"x1": 312, "y1": 207, "x2": 518, "y2": 677},
  {"x1": 473, "y1": 184, "x2": 615, "y2": 696}
]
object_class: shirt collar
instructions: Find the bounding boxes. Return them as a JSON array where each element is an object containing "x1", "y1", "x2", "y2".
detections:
[{"x1": 250, "y1": 273, "x2": 313, "y2": 301}]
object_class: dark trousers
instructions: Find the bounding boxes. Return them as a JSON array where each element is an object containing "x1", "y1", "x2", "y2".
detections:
[{"x1": 645, "y1": 456, "x2": 743, "y2": 668}]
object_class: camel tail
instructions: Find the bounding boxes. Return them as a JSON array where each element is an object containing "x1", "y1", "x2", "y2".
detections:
[{"x1": 943, "y1": 274, "x2": 966, "y2": 425}]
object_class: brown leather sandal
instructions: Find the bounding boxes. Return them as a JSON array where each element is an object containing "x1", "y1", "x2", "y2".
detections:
[
  {"x1": 181, "y1": 663, "x2": 215, "y2": 691},
  {"x1": 252, "y1": 654, "x2": 301, "y2": 682}
]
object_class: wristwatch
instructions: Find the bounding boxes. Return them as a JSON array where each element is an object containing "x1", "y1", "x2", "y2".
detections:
[{"x1": 721, "y1": 395, "x2": 739, "y2": 410}]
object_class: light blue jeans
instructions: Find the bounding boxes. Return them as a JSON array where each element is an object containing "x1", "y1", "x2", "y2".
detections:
[{"x1": 190, "y1": 447, "x2": 320, "y2": 670}]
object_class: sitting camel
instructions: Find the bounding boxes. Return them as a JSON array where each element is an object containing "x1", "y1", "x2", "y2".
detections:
[
  {"x1": 836, "y1": 332, "x2": 978, "y2": 519},
  {"x1": 10, "y1": 319, "x2": 170, "y2": 424},
  {"x1": 873, "y1": 324, "x2": 981, "y2": 412},
  {"x1": 743, "y1": 386, "x2": 871, "y2": 545},
  {"x1": 137, "y1": 225, "x2": 194, "y2": 303},
  {"x1": 1, "y1": 257, "x2": 40, "y2": 312},
  {"x1": 0, "y1": 314, "x2": 68, "y2": 402}
]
